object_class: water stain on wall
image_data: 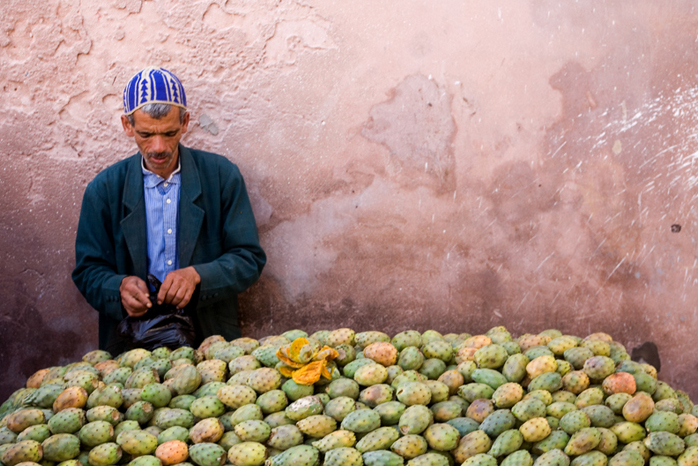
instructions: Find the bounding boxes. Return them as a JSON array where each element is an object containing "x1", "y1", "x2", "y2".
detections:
[{"x1": 362, "y1": 74, "x2": 457, "y2": 194}]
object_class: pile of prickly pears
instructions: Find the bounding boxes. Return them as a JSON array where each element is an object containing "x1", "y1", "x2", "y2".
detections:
[{"x1": 1, "y1": 327, "x2": 697, "y2": 466}]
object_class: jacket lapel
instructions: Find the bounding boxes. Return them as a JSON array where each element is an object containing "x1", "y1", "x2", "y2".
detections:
[
  {"x1": 178, "y1": 145, "x2": 205, "y2": 267},
  {"x1": 120, "y1": 154, "x2": 148, "y2": 279}
]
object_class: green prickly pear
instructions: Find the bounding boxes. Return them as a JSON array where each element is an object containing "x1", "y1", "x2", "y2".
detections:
[
  {"x1": 140, "y1": 384, "x2": 171, "y2": 408},
  {"x1": 610, "y1": 422, "x2": 646, "y2": 444},
  {"x1": 564, "y1": 428, "x2": 601, "y2": 456},
  {"x1": 390, "y1": 435, "x2": 427, "y2": 460},
  {"x1": 16, "y1": 424, "x2": 51, "y2": 443},
  {"x1": 569, "y1": 450, "x2": 606, "y2": 465},
  {"x1": 362, "y1": 449, "x2": 405, "y2": 466},
  {"x1": 678, "y1": 446, "x2": 698, "y2": 466},
  {"x1": 88, "y1": 442, "x2": 122, "y2": 466},
  {"x1": 461, "y1": 453, "x2": 497, "y2": 466},
  {"x1": 189, "y1": 396, "x2": 225, "y2": 419},
  {"x1": 580, "y1": 405, "x2": 616, "y2": 428},
  {"x1": 188, "y1": 442, "x2": 226, "y2": 466},
  {"x1": 644, "y1": 431, "x2": 686, "y2": 457},
  {"x1": 116, "y1": 429, "x2": 158, "y2": 456},
  {"x1": 256, "y1": 390, "x2": 288, "y2": 415},
  {"x1": 5, "y1": 409, "x2": 46, "y2": 433},
  {"x1": 398, "y1": 405, "x2": 433, "y2": 435},
  {"x1": 266, "y1": 425, "x2": 303, "y2": 451},
  {"x1": 479, "y1": 410, "x2": 516, "y2": 438},
  {"x1": 607, "y1": 450, "x2": 644, "y2": 466},
  {"x1": 296, "y1": 415, "x2": 336, "y2": 438},
  {"x1": 533, "y1": 449, "x2": 570, "y2": 466},
  {"x1": 41, "y1": 433, "x2": 81, "y2": 462},
  {"x1": 284, "y1": 396, "x2": 324, "y2": 422},
  {"x1": 233, "y1": 420, "x2": 272, "y2": 443},
  {"x1": 78, "y1": 421, "x2": 115, "y2": 447},
  {"x1": 452, "y1": 430, "x2": 492, "y2": 464},
  {"x1": 501, "y1": 354, "x2": 529, "y2": 383},
  {"x1": 86, "y1": 406, "x2": 122, "y2": 426},
  {"x1": 311, "y1": 429, "x2": 356, "y2": 452},
  {"x1": 471, "y1": 369, "x2": 507, "y2": 390},
  {"x1": 646, "y1": 411, "x2": 681, "y2": 434},
  {"x1": 189, "y1": 418, "x2": 224, "y2": 444},
  {"x1": 323, "y1": 447, "x2": 362, "y2": 466},
  {"x1": 501, "y1": 450, "x2": 533, "y2": 466},
  {"x1": 340, "y1": 409, "x2": 381, "y2": 433},
  {"x1": 264, "y1": 444, "x2": 319, "y2": 466},
  {"x1": 326, "y1": 379, "x2": 360, "y2": 400},
  {"x1": 423, "y1": 423, "x2": 460, "y2": 451},
  {"x1": 1, "y1": 440, "x2": 42, "y2": 466},
  {"x1": 227, "y1": 441, "x2": 267, "y2": 466},
  {"x1": 125, "y1": 401, "x2": 154, "y2": 425},
  {"x1": 488, "y1": 428, "x2": 523, "y2": 457},
  {"x1": 48, "y1": 407, "x2": 85, "y2": 434},
  {"x1": 355, "y1": 426, "x2": 400, "y2": 453},
  {"x1": 559, "y1": 410, "x2": 591, "y2": 435}
]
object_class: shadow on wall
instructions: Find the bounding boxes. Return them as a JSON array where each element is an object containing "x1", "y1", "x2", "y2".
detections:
[
  {"x1": 0, "y1": 278, "x2": 83, "y2": 401},
  {"x1": 631, "y1": 341, "x2": 661, "y2": 373}
]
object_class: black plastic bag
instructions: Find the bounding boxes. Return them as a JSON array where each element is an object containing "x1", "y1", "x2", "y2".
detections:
[{"x1": 117, "y1": 274, "x2": 197, "y2": 350}]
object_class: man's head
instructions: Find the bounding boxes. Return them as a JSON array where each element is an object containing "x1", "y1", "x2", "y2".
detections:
[{"x1": 121, "y1": 67, "x2": 190, "y2": 179}]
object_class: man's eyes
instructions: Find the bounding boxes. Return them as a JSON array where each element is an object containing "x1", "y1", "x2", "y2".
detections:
[{"x1": 137, "y1": 131, "x2": 179, "y2": 138}]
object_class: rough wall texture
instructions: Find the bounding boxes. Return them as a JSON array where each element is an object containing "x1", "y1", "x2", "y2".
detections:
[{"x1": 2, "y1": 0, "x2": 698, "y2": 400}]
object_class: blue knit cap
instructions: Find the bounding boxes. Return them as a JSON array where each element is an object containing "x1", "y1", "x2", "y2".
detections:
[{"x1": 123, "y1": 67, "x2": 187, "y2": 115}]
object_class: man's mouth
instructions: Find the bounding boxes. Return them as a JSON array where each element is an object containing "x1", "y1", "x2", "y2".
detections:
[{"x1": 147, "y1": 152, "x2": 171, "y2": 163}]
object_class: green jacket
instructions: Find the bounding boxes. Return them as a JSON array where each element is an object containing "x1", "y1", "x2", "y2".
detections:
[{"x1": 72, "y1": 145, "x2": 266, "y2": 353}]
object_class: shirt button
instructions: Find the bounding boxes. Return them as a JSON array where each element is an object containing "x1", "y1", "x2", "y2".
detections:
[
  {"x1": 167, "y1": 229, "x2": 173, "y2": 234},
  {"x1": 167, "y1": 260, "x2": 172, "y2": 265},
  {"x1": 164, "y1": 182, "x2": 169, "y2": 187},
  {"x1": 166, "y1": 199, "x2": 171, "y2": 204}
]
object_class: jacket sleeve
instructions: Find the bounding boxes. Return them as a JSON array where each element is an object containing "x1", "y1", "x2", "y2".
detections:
[
  {"x1": 72, "y1": 180, "x2": 127, "y2": 322},
  {"x1": 192, "y1": 165, "x2": 266, "y2": 305}
]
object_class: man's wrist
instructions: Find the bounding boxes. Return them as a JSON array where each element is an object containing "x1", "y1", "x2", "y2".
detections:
[{"x1": 187, "y1": 266, "x2": 201, "y2": 285}]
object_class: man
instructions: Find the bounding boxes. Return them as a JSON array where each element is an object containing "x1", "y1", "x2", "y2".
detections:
[{"x1": 73, "y1": 67, "x2": 266, "y2": 353}]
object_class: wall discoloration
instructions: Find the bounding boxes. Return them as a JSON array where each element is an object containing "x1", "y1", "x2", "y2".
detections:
[
  {"x1": 3, "y1": 0, "x2": 698, "y2": 400},
  {"x1": 362, "y1": 75, "x2": 457, "y2": 192}
]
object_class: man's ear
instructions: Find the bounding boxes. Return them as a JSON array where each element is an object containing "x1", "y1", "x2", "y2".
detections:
[
  {"x1": 121, "y1": 114, "x2": 135, "y2": 137},
  {"x1": 180, "y1": 111, "x2": 190, "y2": 135}
]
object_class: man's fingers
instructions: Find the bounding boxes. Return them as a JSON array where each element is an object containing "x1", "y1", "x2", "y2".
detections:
[
  {"x1": 163, "y1": 280, "x2": 181, "y2": 305},
  {"x1": 132, "y1": 289, "x2": 151, "y2": 308},
  {"x1": 176, "y1": 288, "x2": 194, "y2": 310},
  {"x1": 122, "y1": 294, "x2": 148, "y2": 316},
  {"x1": 159, "y1": 269, "x2": 199, "y2": 307},
  {"x1": 170, "y1": 285, "x2": 190, "y2": 308},
  {"x1": 157, "y1": 278, "x2": 174, "y2": 305},
  {"x1": 120, "y1": 276, "x2": 151, "y2": 313}
]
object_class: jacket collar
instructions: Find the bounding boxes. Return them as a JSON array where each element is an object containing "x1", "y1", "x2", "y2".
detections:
[{"x1": 177, "y1": 145, "x2": 205, "y2": 267}]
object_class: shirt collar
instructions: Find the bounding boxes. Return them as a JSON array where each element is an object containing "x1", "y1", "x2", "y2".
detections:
[{"x1": 141, "y1": 156, "x2": 181, "y2": 188}]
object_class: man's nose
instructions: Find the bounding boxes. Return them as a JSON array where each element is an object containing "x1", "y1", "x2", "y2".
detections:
[{"x1": 151, "y1": 135, "x2": 167, "y2": 152}]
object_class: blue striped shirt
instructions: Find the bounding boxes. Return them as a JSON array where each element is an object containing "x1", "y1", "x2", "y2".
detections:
[{"x1": 142, "y1": 158, "x2": 181, "y2": 285}]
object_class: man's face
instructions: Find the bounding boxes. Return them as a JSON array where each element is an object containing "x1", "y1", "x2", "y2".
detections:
[{"x1": 121, "y1": 107, "x2": 190, "y2": 179}]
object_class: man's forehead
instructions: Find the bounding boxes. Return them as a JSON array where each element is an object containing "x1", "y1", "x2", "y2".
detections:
[{"x1": 131, "y1": 108, "x2": 182, "y2": 128}]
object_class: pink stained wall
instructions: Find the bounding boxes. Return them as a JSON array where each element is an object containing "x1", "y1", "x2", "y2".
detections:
[{"x1": 2, "y1": 0, "x2": 698, "y2": 400}]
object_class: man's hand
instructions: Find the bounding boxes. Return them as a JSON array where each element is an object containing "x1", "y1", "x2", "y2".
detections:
[
  {"x1": 158, "y1": 266, "x2": 201, "y2": 309},
  {"x1": 120, "y1": 276, "x2": 152, "y2": 317}
]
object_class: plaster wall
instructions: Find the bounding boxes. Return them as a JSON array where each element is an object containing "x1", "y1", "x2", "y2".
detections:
[{"x1": 2, "y1": 0, "x2": 698, "y2": 400}]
